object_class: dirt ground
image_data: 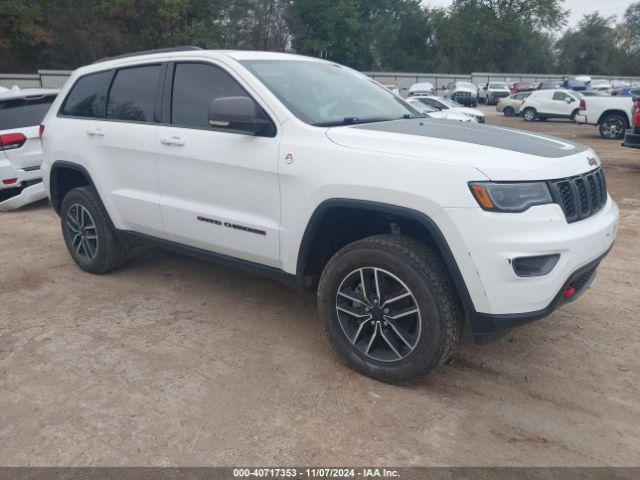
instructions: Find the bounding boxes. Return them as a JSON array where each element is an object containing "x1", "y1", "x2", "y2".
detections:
[{"x1": 1, "y1": 106, "x2": 639, "y2": 467}]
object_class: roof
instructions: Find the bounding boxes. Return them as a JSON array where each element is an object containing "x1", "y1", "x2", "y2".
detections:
[
  {"x1": 76, "y1": 49, "x2": 327, "y2": 77},
  {"x1": 0, "y1": 87, "x2": 59, "y2": 101}
]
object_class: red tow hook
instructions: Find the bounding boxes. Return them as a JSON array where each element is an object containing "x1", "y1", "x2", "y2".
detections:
[{"x1": 563, "y1": 285, "x2": 576, "y2": 298}]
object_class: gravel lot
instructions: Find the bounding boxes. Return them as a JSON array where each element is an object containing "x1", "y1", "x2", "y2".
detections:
[{"x1": 1, "y1": 106, "x2": 639, "y2": 466}]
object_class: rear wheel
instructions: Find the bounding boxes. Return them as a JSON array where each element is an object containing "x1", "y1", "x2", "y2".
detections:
[
  {"x1": 317, "y1": 234, "x2": 464, "y2": 383},
  {"x1": 503, "y1": 106, "x2": 515, "y2": 117},
  {"x1": 60, "y1": 186, "x2": 128, "y2": 274},
  {"x1": 522, "y1": 108, "x2": 537, "y2": 122},
  {"x1": 599, "y1": 114, "x2": 627, "y2": 139}
]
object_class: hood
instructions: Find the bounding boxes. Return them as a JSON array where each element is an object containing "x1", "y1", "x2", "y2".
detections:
[
  {"x1": 450, "y1": 106, "x2": 483, "y2": 117},
  {"x1": 325, "y1": 118, "x2": 595, "y2": 181},
  {"x1": 454, "y1": 85, "x2": 477, "y2": 94},
  {"x1": 429, "y1": 111, "x2": 474, "y2": 123}
]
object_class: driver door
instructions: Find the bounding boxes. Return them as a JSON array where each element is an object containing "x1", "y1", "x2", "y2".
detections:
[{"x1": 155, "y1": 61, "x2": 281, "y2": 267}]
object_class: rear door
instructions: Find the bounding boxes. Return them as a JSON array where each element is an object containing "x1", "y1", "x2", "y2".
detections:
[
  {"x1": 57, "y1": 63, "x2": 165, "y2": 237},
  {"x1": 155, "y1": 60, "x2": 281, "y2": 267},
  {"x1": 0, "y1": 94, "x2": 56, "y2": 171}
]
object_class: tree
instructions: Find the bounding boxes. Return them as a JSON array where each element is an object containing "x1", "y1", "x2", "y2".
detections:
[
  {"x1": 0, "y1": 0, "x2": 51, "y2": 72},
  {"x1": 437, "y1": 0, "x2": 564, "y2": 73},
  {"x1": 556, "y1": 13, "x2": 620, "y2": 75}
]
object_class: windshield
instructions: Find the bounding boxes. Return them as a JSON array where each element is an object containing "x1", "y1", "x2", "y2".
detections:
[
  {"x1": 489, "y1": 83, "x2": 507, "y2": 89},
  {"x1": 241, "y1": 60, "x2": 420, "y2": 126},
  {"x1": 409, "y1": 99, "x2": 438, "y2": 113},
  {"x1": 439, "y1": 98, "x2": 464, "y2": 108}
]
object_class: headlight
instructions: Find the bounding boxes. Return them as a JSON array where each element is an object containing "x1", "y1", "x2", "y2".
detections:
[{"x1": 469, "y1": 182, "x2": 553, "y2": 212}]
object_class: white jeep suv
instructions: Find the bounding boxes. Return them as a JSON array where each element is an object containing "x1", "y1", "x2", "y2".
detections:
[{"x1": 41, "y1": 48, "x2": 618, "y2": 382}]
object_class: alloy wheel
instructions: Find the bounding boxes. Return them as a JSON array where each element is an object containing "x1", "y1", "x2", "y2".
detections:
[
  {"x1": 335, "y1": 267, "x2": 421, "y2": 362},
  {"x1": 66, "y1": 204, "x2": 99, "y2": 260},
  {"x1": 602, "y1": 118, "x2": 624, "y2": 139}
]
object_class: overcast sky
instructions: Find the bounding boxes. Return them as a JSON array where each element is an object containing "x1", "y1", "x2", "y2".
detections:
[{"x1": 422, "y1": 0, "x2": 635, "y2": 27}]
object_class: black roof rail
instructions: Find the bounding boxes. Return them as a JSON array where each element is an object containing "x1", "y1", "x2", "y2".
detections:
[{"x1": 92, "y1": 46, "x2": 202, "y2": 64}]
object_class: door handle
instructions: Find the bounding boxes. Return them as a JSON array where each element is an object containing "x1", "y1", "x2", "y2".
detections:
[
  {"x1": 161, "y1": 136, "x2": 186, "y2": 146},
  {"x1": 86, "y1": 127, "x2": 105, "y2": 137}
]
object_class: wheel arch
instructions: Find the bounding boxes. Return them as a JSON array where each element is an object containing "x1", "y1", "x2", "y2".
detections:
[
  {"x1": 295, "y1": 199, "x2": 475, "y2": 315},
  {"x1": 597, "y1": 109, "x2": 631, "y2": 128},
  {"x1": 49, "y1": 161, "x2": 98, "y2": 215}
]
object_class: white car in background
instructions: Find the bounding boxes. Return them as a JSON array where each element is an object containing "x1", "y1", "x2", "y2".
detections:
[
  {"x1": 406, "y1": 97, "x2": 477, "y2": 122},
  {"x1": 445, "y1": 81, "x2": 478, "y2": 107},
  {"x1": 408, "y1": 82, "x2": 435, "y2": 96},
  {"x1": 590, "y1": 80, "x2": 612, "y2": 95},
  {"x1": 478, "y1": 82, "x2": 511, "y2": 105},
  {"x1": 0, "y1": 87, "x2": 58, "y2": 210},
  {"x1": 519, "y1": 89, "x2": 581, "y2": 122},
  {"x1": 411, "y1": 95, "x2": 485, "y2": 123}
]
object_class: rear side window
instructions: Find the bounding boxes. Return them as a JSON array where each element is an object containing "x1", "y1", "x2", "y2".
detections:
[
  {"x1": 0, "y1": 95, "x2": 56, "y2": 130},
  {"x1": 106, "y1": 65, "x2": 161, "y2": 123},
  {"x1": 60, "y1": 71, "x2": 112, "y2": 118},
  {"x1": 553, "y1": 92, "x2": 569, "y2": 101},
  {"x1": 171, "y1": 63, "x2": 255, "y2": 130}
]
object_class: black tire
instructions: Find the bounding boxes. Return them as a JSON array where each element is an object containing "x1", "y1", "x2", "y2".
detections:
[
  {"x1": 522, "y1": 108, "x2": 537, "y2": 122},
  {"x1": 60, "y1": 186, "x2": 128, "y2": 274},
  {"x1": 599, "y1": 114, "x2": 627, "y2": 139},
  {"x1": 503, "y1": 106, "x2": 515, "y2": 117},
  {"x1": 317, "y1": 234, "x2": 464, "y2": 383}
]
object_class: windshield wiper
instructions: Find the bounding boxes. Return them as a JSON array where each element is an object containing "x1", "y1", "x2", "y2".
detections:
[{"x1": 313, "y1": 114, "x2": 420, "y2": 127}]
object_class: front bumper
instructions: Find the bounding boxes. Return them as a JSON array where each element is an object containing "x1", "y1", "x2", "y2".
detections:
[
  {"x1": 471, "y1": 250, "x2": 607, "y2": 343},
  {"x1": 623, "y1": 129, "x2": 640, "y2": 148},
  {"x1": 435, "y1": 198, "x2": 619, "y2": 341}
]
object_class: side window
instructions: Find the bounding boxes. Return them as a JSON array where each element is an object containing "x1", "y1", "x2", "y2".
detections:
[
  {"x1": 171, "y1": 62, "x2": 262, "y2": 130},
  {"x1": 60, "y1": 71, "x2": 112, "y2": 118},
  {"x1": 106, "y1": 65, "x2": 161, "y2": 123},
  {"x1": 553, "y1": 91, "x2": 568, "y2": 101}
]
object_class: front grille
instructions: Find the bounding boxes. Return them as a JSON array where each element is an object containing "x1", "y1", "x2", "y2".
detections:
[
  {"x1": 492, "y1": 92, "x2": 508, "y2": 98},
  {"x1": 548, "y1": 168, "x2": 607, "y2": 223},
  {"x1": 455, "y1": 92, "x2": 472, "y2": 98}
]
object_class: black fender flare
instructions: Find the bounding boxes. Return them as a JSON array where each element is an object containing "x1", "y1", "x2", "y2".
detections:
[
  {"x1": 49, "y1": 160, "x2": 100, "y2": 215},
  {"x1": 296, "y1": 198, "x2": 476, "y2": 316}
]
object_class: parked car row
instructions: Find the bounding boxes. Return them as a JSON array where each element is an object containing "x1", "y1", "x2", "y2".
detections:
[{"x1": 495, "y1": 85, "x2": 640, "y2": 140}]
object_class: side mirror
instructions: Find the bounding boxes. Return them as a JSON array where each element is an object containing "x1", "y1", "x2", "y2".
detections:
[{"x1": 208, "y1": 96, "x2": 272, "y2": 135}]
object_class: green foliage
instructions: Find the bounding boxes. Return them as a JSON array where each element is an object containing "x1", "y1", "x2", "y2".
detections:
[
  {"x1": 0, "y1": 0, "x2": 638, "y2": 76},
  {"x1": 556, "y1": 13, "x2": 620, "y2": 75}
]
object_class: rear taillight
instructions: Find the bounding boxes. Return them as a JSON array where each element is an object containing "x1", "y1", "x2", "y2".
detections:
[
  {"x1": 39, "y1": 124, "x2": 45, "y2": 138},
  {"x1": 634, "y1": 101, "x2": 640, "y2": 126},
  {"x1": 0, "y1": 132, "x2": 26, "y2": 150},
  {"x1": 579, "y1": 99, "x2": 586, "y2": 111}
]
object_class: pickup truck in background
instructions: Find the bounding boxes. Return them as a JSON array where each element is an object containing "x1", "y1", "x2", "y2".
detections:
[{"x1": 575, "y1": 95, "x2": 635, "y2": 139}]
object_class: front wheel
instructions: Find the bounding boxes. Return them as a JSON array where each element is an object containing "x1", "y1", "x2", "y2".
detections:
[
  {"x1": 599, "y1": 114, "x2": 627, "y2": 139},
  {"x1": 503, "y1": 106, "x2": 515, "y2": 117},
  {"x1": 317, "y1": 235, "x2": 464, "y2": 383},
  {"x1": 522, "y1": 108, "x2": 537, "y2": 122}
]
